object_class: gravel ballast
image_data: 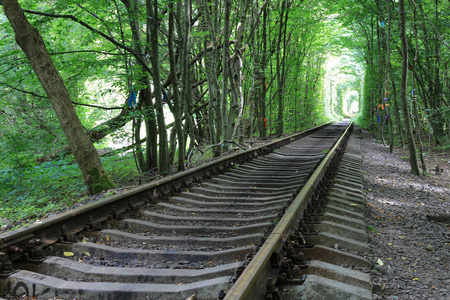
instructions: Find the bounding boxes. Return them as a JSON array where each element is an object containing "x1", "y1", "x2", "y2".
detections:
[{"x1": 361, "y1": 130, "x2": 449, "y2": 300}]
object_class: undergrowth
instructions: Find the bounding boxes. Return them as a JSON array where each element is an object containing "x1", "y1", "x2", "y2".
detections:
[{"x1": 0, "y1": 152, "x2": 139, "y2": 227}]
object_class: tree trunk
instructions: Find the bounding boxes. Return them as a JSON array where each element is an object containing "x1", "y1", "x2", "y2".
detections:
[
  {"x1": 275, "y1": 1, "x2": 285, "y2": 136},
  {"x1": 259, "y1": 2, "x2": 268, "y2": 138},
  {"x1": 410, "y1": 1, "x2": 427, "y2": 175},
  {"x1": 122, "y1": 0, "x2": 157, "y2": 172},
  {"x1": 201, "y1": 0, "x2": 222, "y2": 156},
  {"x1": 147, "y1": 0, "x2": 169, "y2": 174},
  {"x1": 399, "y1": 0, "x2": 420, "y2": 175},
  {"x1": 180, "y1": 0, "x2": 196, "y2": 155},
  {"x1": 432, "y1": 0, "x2": 443, "y2": 140},
  {"x1": 168, "y1": 0, "x2": 185, "y2": 171},
  {"x1": 385, "y1": 0, "x2": 394, "y2": 153},
  {"x1": 230, "y1": 1, "x2": 248, "y2": 144},
  {"x1": 2, "y1": 0, "x2": 115, "y2": 194},
  {"x1": 222, "y1": 0, "x2": 231, "y2": 140}
]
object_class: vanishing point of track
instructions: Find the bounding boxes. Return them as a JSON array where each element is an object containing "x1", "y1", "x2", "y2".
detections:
[{"x1": 0, "y1": 121, "x2": 373, "y2": 299}]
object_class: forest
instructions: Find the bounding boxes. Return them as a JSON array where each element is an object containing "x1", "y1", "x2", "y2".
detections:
[{"x1": 0, "y1": 0, "x2": 449, "y2": 226}]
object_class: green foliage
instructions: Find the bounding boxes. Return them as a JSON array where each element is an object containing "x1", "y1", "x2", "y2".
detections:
[
  {"x1": 437, "y1": 138, "x2": 450, "y2": 151},
  {"x1": 0, "y1": 152, "x2": 138, "y2": 225},
  {"x1": 0, "y1": 158, "x2": 84, "y2": 223},
  {"x1": 367, "y1": 225, "x2": 379, "y2": 234}
]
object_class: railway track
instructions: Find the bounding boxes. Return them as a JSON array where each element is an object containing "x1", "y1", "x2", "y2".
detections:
[{"x1": 0, "y1": 121, "x2": 372, "y2": 300}]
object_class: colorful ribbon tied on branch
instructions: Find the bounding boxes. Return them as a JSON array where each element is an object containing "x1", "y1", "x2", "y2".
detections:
[
  {"x1": 128, "y1": 90, "x2": 136, "y2": 108},
  {"x1": 378, "y1": 103, "x2": 389, "y2": 110},
  {"x1": 261, "y1": 117, "x2": 267, "y2": 128}
]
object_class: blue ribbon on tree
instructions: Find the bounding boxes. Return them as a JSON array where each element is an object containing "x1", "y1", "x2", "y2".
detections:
[
  {"x1": 128, "y1": 90, "x2": 136, "y2": 108},
  {"x1": 380, "y1": 21, "x2": 385, "y2": 28},
  {"x1": 377, "y1": 115, "x2": 381, "y2": 123},
  {"x1": 411, "y1": 89, "x2": 416, "y2": 96}
]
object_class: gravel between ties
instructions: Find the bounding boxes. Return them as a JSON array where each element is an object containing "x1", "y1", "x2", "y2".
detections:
[{"x1": 361, "y1": 130, "x2": 450, "y2": 300}]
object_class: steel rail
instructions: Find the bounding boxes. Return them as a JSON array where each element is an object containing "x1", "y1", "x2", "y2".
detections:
[
  {"x1": 0, "y1": 123, "x2": 330, "y2": 263},
  {"x1": 224, "y1": 121, "x2": 354, "y2": 299}
]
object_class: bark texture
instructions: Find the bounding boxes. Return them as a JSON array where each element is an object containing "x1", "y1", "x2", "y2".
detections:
[
  {"x1": 2, "y1": 0, "x2": 115, "y2": 194},
  {"x1": 399, "y1": 0, "x2": 420, "y2": 175}
]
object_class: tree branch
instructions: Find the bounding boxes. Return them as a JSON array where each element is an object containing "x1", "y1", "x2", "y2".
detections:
[
  {"x1": 0, "y1": 81, "x2": 47, "y2": 98},
  {"x1": 0, "y1": 81, "x2": 125, "y2": 110},
  {"x1": 23, "y1": 9, "x2": 154, "y2": 76},
  {"x1": 49, "y1": 49, "x2": 144, "y2": 56},
  {"x1": 71, "y1": 102, "x2": 124, "y2": 110}
]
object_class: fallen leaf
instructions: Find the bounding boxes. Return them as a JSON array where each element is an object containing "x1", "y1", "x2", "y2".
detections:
[
  {"x1": 413, "y1": 278, "x2": 419, "y2": 281},
  {"x1": 350, "y1": 203, "x2": 357, "y2": 206},
  {"x1": 63, "y1": 252, "x2": 74, "y2": 257},
  {"x1": 398, "y1": 236, "x2": 405, "y2": 238},
  {"x1": 84, "y1": 252, "x2": 90, "y2": 256},
  {"x1": 377, "y1": 258, "x2": 384, "y2": 266},
  {"x1": 425, "y1": 245, "x2": 435, "y2": 251}
]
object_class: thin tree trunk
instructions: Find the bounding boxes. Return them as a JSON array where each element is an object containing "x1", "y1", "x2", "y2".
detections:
[
  {"x1": 230, "y1": 1, "x2": 248, "y2": 144},
  {"x1": 432, "y1": 0, "x2": 443, "y2": 141},
  {"x1": 259, "y1": 1, "x2": 268, "y2": 138},
  {"x1": 399, "y1": 0, "x2": 420, "y2": 175},
  {"x1": 375, "y1": 10, "x2": 386, "y2": 144},
  {"x1": 410, "y1": 0, "x2": 427, "y2": 174},
  {"x1": 275, "y1": 1, "x2": 285, "y2": 136},
  {"x1": 168, "y1": 0, "x2": 185, "y2": 171},
  {"x1": 2, "y1": 0, "x2": 115, "y2": 194},
  {"x1": 147, "y1": 0, "x2": 169, "y2": 174},
  {"x1": 180, "y1": 0, "x2": 196, "y2": 155},
  {"x1": 133, "y1": 98, "x2": 147, "y2": 173},
  {"x1": 386, "y1": 0, "x2": 394, "y2": 153},
  {"x1": 122, "y1": 0, "x2": 157, "y2": 171},
  {"x1": 222, "y1": 0, "x2": 231, "y2": 141},
  {"x1": 201, "y1": 0, "x2": 222, "y2": 157}
]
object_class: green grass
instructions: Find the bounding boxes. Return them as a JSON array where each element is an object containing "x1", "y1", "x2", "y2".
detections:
[
  {"x1": 0, "y1": 152, "x2": 139, "y2": 227},
  {"x1": 367, "y1": 225, "x2": 379, "y2": 234}
]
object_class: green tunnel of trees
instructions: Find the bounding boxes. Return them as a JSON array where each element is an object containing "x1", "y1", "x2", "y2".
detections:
[{"x1": 0, "y1": 0, "x2": 449, "y2": 220}]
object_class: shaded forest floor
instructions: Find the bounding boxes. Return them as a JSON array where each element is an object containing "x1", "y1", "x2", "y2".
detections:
[{"x1": 361, "y1": 129, "x2": 449, "y2": 300}]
